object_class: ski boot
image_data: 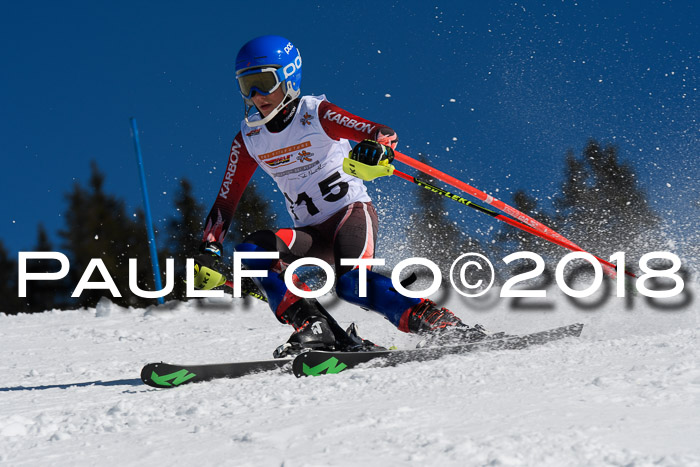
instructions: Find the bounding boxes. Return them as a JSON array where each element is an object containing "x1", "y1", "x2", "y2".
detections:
[
  {"x1": 273, "y1": 299, "x2": 339, "y2": 358},
  {"x1": 403, "y1": 299, "x2": 490, "y2": 346},
  {"x1": 344, "y1": 323, "x2": 386, "y2": 352}
]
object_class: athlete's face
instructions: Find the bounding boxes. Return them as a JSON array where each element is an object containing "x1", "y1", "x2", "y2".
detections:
[{"x1": 251, "y1": 86, "x2": 285, "y2": 117}]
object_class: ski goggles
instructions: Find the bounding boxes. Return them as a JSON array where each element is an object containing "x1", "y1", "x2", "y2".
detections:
[{"x1": 236, "y1": 67, "x2": 285, "y2": 99}]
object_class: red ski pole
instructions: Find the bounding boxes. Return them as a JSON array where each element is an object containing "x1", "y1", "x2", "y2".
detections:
[
  {"x1": 391, "y1": 169, "x2": 633, "y2": 278},
  {"x1": 392, "y1": 151, "x2": 624, "y2": 279}
]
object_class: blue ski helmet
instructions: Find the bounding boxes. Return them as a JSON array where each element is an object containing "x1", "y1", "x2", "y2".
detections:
[{"x1": 235, "y1": 35, "x2": 302, "y2": 126}]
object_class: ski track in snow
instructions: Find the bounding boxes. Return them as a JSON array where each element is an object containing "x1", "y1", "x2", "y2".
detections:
[{"x1": 1, "y1": 286, "x2": 698, "y2": 467}]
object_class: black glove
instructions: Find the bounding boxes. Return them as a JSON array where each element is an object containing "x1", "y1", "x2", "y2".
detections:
[{"x1": 350, "y1": 139, "x2": 395, "y2": 166}]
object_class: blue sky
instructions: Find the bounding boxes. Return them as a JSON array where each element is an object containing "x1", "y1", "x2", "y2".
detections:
[{"x1": 1, "y1": 1, "x2": 697, "y2": 260}]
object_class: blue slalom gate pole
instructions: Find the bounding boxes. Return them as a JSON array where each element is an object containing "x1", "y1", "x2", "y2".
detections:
[{"x1": 130, "y1": 117, "x2": 165, "y2": 304}]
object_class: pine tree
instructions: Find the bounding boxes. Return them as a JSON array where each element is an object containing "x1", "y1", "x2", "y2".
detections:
[
  {"x1": 489, "y1": 141, "x2": 659, "y2": 284},
  {"x1": 227, "y1": 182, "x2": 276, "y2": 246},
  {"x1": 165, "y1": 178, "x2": 206, "y2": 300},
  {"x1": 494, "y1": 190, "x2": 560, "y2": 259},
  {"x1": 554, "y1": 140, "x2": 660, "y2": 257},
  {"x1": 405, "y1": 154, "x2": 488, "y2": 278},
  {"x1": 490, "y1": 141, "x2": 660, "y2": 271},
  {"x1": 59, "y1": 161, "x2": 156, "y2": 308}
]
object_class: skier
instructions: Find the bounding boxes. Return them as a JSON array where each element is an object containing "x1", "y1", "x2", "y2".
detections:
[{"x1": 193, "y1": 35, "x2": 488, "y2": 357}]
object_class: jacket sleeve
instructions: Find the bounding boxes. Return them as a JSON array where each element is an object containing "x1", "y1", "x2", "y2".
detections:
[
  {"x1": 202, "y1": 132, "x2": 258, "y2": 243},
  {"x1": 318, "y1": 100, "x2": 396, "y2": 143}
]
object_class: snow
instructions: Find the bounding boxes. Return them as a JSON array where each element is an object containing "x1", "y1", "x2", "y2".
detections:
[{"x1": 1, "y1": 286, "x2": 699, "y2": 466}]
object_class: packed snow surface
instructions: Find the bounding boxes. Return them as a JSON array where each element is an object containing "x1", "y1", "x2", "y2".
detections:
[{"x1": 1, "y1": 285, "x2": 698, "y2": 466}]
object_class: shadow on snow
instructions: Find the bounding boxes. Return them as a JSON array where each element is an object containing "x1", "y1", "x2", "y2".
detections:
[{"x1": 0, "y1": 378, "x2": 143, "y2": 392}]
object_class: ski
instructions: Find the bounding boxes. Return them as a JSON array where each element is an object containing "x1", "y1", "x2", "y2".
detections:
[
  {"x1": 140, "y1": 358, "x2": 293, "y2": 388},
  {"x1": 141, "y1": 324, "x2": 583, "y2": 387},
  {"x1": 292, "y1": 323, "x2": 584, "y2": 377}
]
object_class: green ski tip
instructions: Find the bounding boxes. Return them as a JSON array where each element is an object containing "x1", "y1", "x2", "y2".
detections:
[
  {"x1": 150, "y1": 369, "x2": 197, "y2": 387},
  {"x1": 302, "y1": 357, "x2": 348, "y2": 376}
]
